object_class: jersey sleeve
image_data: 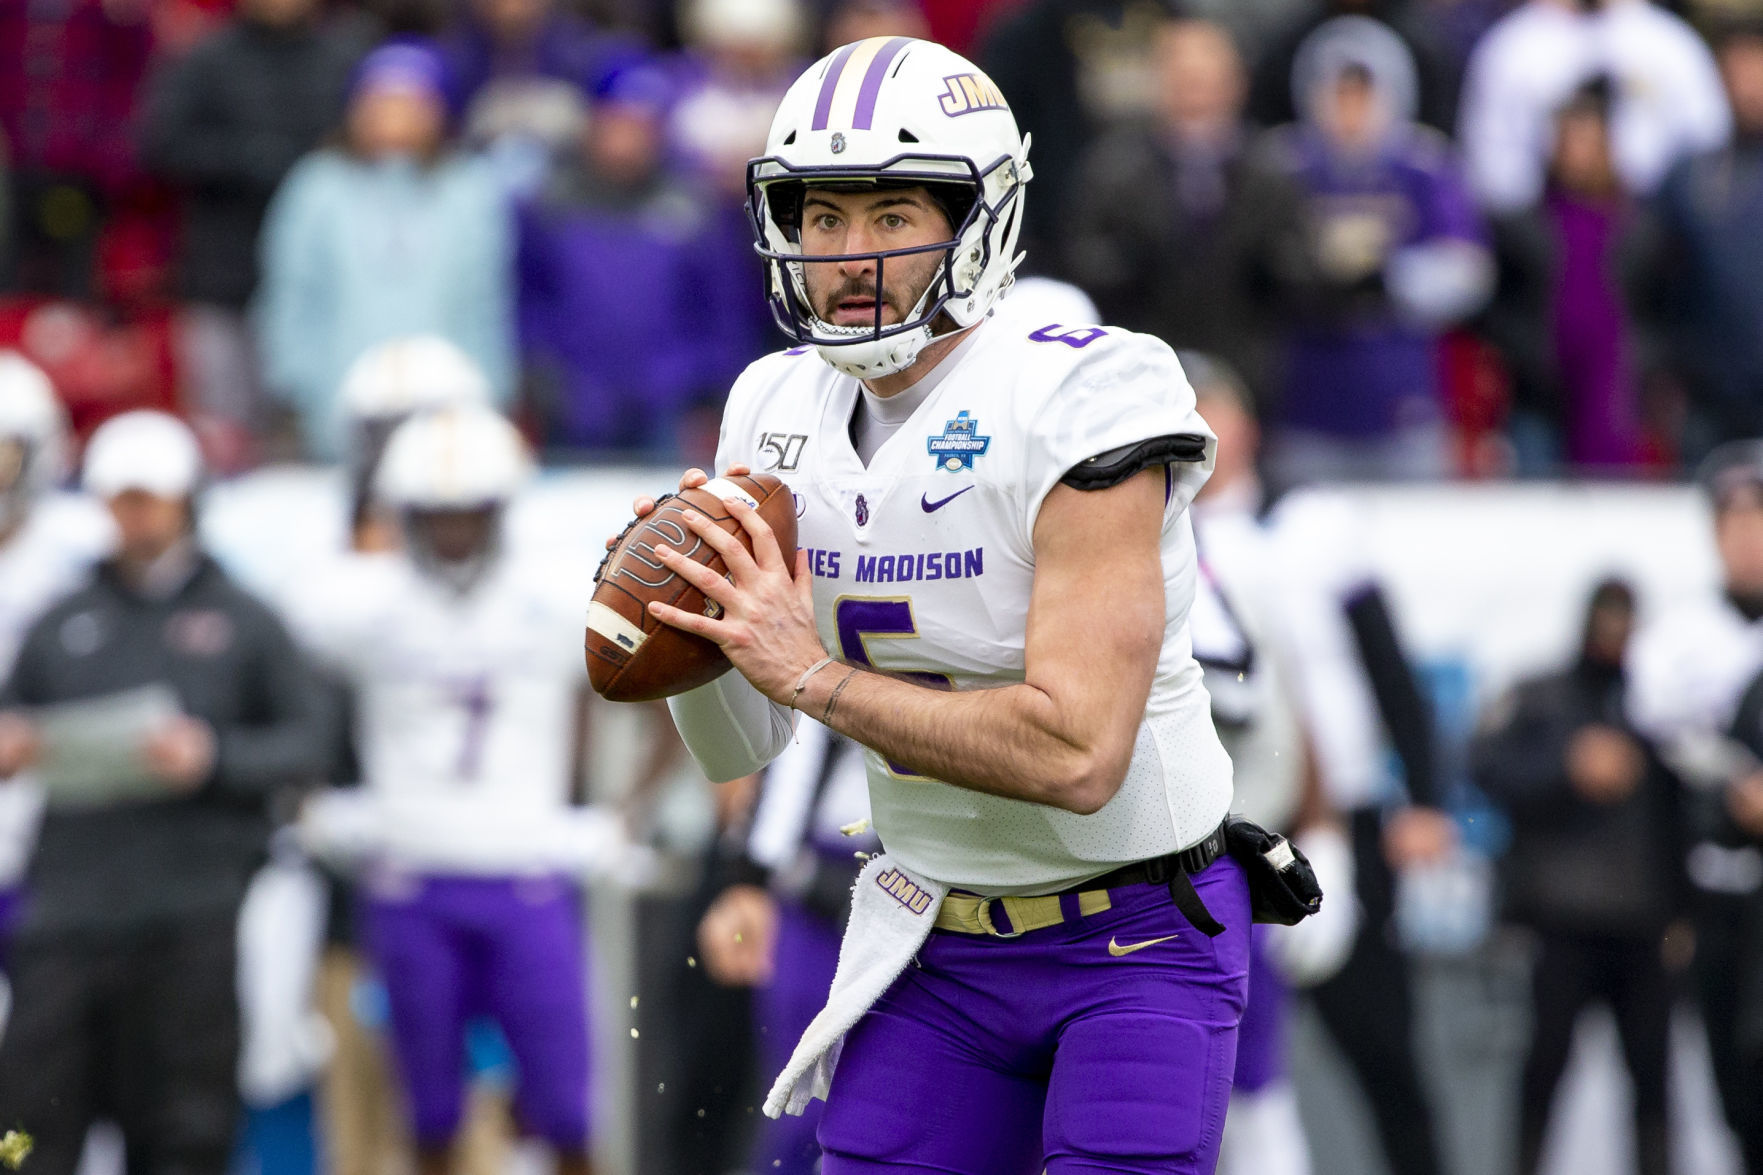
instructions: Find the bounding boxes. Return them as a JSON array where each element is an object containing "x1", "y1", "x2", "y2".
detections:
[
  {"x1": 281, "y1": 554, "x2": 399, "y2": 678},
  {"x1": 713, "y1": 352, "x2": 793, "y2": 473},
  {"x1": 1020, "y1": 332, "x2": 1217, "y2": 538}
]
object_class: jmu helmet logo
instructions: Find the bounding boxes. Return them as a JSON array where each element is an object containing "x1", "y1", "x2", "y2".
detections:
[
  {"x1": 929, "y1": 410, "x2": 991, "y2": 472},
  {"x1": 830, "y1": 132, "x2": 847, "y2": 154},
  {"x1": 938, "y1": 73, "x2": 1008, "y2": 117}
]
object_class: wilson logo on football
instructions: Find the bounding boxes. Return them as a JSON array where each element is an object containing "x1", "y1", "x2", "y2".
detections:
[{"x1": 616, "y1": 518, "x2": 704, "y2": 589}]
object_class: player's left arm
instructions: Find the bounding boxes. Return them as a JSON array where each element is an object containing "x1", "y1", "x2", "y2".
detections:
[{"x1": 648, "y1": 469, "x2": 1167, "y2": 815}]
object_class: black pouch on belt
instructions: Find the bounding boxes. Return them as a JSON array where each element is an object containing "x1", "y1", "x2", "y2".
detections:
[{"x1": 1224, "y1": 814, "x2": 1324, "y2": 926}]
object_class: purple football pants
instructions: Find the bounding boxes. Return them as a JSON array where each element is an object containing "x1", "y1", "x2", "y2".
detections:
[
  {"x1": 1232, "y1": 926, "x2": 1287, "y2": 1094},
  {"x1": 818, "y1": 856, "x2": 1252, "y2": 1174},
  {"x1": 753, "y1": 899, "x2": 844, "y2": 1174},
  {"x1": 362, "y1": 873, "x2": 593, "y2": 1150}
]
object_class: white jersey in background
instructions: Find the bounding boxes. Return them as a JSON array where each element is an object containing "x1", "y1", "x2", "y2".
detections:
[
  {"x1": 1191, "y1": 500, "x2": 1304, "y2": 833},
  {"x1": 1264, "y1": 492, "x2": 1397, "y2": 811},
  {"x1": 0, "y1": 494, "x2": 111, "y2": 888},
  {"x1": 288, "y1": 551, "x2": 591, "y2": 875},
  {"x1": 747, "y1": 719, "x2": 878, "y2": 872},
  {"x1": 1628, "y1": 594, "x2": 1763, "y2": 759},
  {"x1": 689, "y1": 319, "x2": 1232, "y2": 894},
  {"x1": 0, "y1": 494, "x2": 111, "y2": 671}
]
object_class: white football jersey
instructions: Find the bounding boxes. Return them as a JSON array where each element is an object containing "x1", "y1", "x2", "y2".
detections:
[
  {"x1": 1192, "y1": 499, "x2": 1305, "y2": 832},
  {"x1": 715, "y1": 319, "x2": 1233, "y2": 893},
  {"x1": 288, "y1": 550, "x2": 589, "y2": 875},
  {"x1": 0, "y1": 495, "x2": 110, "y2": 886},
  {"x1": 1628, "y1": 593, "x2": 1763, "y2": 756},
  {"x1": 1264, "y1": 493, "x2": 1395, "y2": 810}
]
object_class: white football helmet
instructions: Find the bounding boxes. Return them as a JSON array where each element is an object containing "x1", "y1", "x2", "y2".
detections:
[
  {"x1": 0, "y1": 351, "x2": 68, "y2": 528},
  {"x1": 83, "y1": 411, "x2": 204, "y2": 501},
  {"x1": 374, "y1": 404, "x2": 533, "y2": 511},
  {"x1": 375, "y1": 405, "x2": 533, "y2": 589},
  {"x1": 748, "y1": 37, "x2": 1032, "y2": 378},
  {"x1": 338, "y1": 336, "x2": 493, "y2": 425}
]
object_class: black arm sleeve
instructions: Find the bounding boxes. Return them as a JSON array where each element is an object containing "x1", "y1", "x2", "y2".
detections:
[
  {"x1": 1060, "y1": 434, "x2": 1209, "y2": 491},
  {"x1": 1344, "y1": 584, "x2": 1441, "y2": 808}
]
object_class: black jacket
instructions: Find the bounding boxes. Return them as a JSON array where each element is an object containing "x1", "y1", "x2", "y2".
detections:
[
  {"x1": 1063, "y1": 123, "x2": 1310, "y2": 412},
  {"x1": 1472, "y1": 661, "x2": 1679, "y2": 935},
  {"x1": 1, "y1": 555, "x2": 332, "y2": 937},
  {"x1": 140, "y1": 15, "x2": 368, "y2": 308}
]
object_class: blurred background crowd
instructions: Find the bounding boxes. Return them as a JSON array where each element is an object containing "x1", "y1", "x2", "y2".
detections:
[
  {"x1": 4, "y1": 1, "x2": 1763, "y2": 1175},
  {"x1": 18, "y1": 0, "x2": 1763, "y2": 480}
]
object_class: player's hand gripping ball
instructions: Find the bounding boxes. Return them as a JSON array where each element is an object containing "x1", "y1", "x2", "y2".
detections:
[{"x1": 587, "y1": 473, "x2": 798, "y2": 701}]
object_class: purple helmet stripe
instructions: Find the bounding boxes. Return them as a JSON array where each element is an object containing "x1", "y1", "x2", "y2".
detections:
[
  {"x1": 851, "y1": 37, "x2": 912, "y2": 130},
  {"x1": 811, "y1": 42, "x2": 861, "y2": 131}
]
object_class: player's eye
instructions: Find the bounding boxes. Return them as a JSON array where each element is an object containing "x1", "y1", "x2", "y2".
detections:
[
  {"x1": 880, "y1": 213, "x2": 907, "y2": 230},
  {"x1": 811, "y1": 213, "x2": 841, "y2": 232}
]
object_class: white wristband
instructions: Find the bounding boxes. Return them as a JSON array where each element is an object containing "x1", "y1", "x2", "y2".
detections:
[{"x1": 789, "y1": 656, "x2": 838, "y2": 711}]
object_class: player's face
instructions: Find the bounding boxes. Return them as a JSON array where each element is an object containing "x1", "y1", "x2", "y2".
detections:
[
  {"x1": 1718, "y1": 486, "x2": 1763, "y2": 594},
  {"x1": 798, "y1": 187, "x2": 954, "y2": 329},
  {"x1": 408, "y1": 507, "x2": 498, "y2": 565},
  {"x1": 1193, "y1": 388, "x2": 1256, "y2": 498}
]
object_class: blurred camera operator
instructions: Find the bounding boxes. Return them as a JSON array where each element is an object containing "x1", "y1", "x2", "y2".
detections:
[{"x1": 0, "y1": 410, "x2": 332, "y2": 1175}]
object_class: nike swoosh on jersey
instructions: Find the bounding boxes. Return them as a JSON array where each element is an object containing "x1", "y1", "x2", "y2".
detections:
[
  {"x1": 1107, "y1": 934, "x2": 1179, "y2": 957},
  {"x1": 921, "y1": 487, "x2": 974, "y2": 513}
]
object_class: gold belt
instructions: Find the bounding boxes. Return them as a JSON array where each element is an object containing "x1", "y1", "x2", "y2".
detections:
[{"x1": 933, "y1": 887, "x2": 1114, "y2": 938}]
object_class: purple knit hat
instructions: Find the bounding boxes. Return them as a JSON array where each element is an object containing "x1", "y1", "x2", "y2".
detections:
[{"x1": 350, "y1": 40, "x2": 450, "y2": 103}]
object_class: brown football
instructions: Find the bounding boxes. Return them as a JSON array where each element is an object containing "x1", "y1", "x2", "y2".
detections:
[{"x1": 586, "y1": 473, "x2": 798, "y2": 702}]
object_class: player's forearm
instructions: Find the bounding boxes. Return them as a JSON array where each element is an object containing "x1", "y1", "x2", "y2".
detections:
[
  {"x1": 668, "y1": 670, "x2": 795, "y2": 782},
  {"x1": 796, "y1": 667, "x2": 1136, "y2": 814}
]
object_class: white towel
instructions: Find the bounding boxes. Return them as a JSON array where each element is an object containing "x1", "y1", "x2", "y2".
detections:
[{"x1": 764, "y1": 853, "x2": 948, "y2": 1118}]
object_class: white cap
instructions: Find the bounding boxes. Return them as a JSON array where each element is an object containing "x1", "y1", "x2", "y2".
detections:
[
  {"x1": 83, "y1": 411, "x2": 204, "y2": 500},
  {"x1": 682, "y1": 0, "x2": 805, "y2": 51},
  {"x1": 0, "y1": 351, "x2": 68, "y2": 494},
  {"x1": 338, "y1": 335, "x2": 493, "y2": 422},
  {"x1": 374, "y1": 405, "x2": 532, "y2": 509}
]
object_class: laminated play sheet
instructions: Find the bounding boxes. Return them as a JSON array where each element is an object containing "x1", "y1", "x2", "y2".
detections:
[{"x1": 30, "y1": 684, "x2": 180, "y2": 808}]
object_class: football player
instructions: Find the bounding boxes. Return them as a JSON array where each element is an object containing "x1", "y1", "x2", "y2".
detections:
[
  {"x1": 288, "y1": 405, "x2": 644, "y2": 1175},
  {"x1": 633, "y1": 38, "x2": 1251, "y2": 1172},
  {"x1": 1628, "y1": 442, "x2": 1763, "y2": 1172},
  {"x1": 697, "y1": 718, "x2": 877, "y2": 1175},
  {"x1": 0, "y1": 354, "x2": 109, "y2": 949},
  {"x1": 1187, "y1": 354, "x2": 1358, "y2": 1175}
]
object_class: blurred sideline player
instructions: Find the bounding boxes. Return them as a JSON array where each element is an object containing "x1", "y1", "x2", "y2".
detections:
[
  {"x1": 698, "y1": 719, "x2": 878, "y2": 1174},
  {"x1": 1188, "y1": 355, "x2": 1358, "y2": 1175},
  {"x1": 0, "y1": 355, "x2": 109, "y2": 964},
  {"x1": 288, "y1": 405, "x2": 653, "y2": 1175},
  {"x1": 314, "y1": 337, "x2": 504, "y2": 1175},
  {"x1": 627, "y1": 38, "x2": 1261, "y2": 1173},
  {"x1": 1263, "y1": 445, "x2": 1454, "y2": 1174},
  {"x1": 1628, "y1": 442, "x2": 1763, "y2": 1172}
]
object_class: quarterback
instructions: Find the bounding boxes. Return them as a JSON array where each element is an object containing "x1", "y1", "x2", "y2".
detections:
[{"x1": 646, "y1": 38, "x2": 1248, "y2": 1172}]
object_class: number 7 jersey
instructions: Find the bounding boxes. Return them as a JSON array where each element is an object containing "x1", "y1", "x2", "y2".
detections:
[{"x1": 716, "y1": 319, "x2": 1235, "y2": 893}]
